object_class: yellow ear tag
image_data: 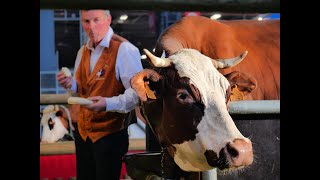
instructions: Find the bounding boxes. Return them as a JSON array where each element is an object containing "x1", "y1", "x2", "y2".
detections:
[
  {"x1": 144, "y1": 81, "x2": 157, "y2": 99},
  {"x1": 230, "y1": 84, "x2": 244, "y2": 101}
]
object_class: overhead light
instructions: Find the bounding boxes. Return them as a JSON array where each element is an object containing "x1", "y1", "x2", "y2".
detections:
[
  {"x1": 258, "y1": 17, "x2": 263, "y2": 21},
  {"x1": 120, "y1": 14, "x2": 128, "y2": 21},
  {"x1": 210, "y1": 13, "x2": 221, "y2": 20},
  {"x1": 141, "y1": 54, "x2": 147, "y2": 59}
]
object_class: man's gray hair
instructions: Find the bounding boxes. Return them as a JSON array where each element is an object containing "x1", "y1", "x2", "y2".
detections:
[
  {"x1": 105, "y1": 10, "x2": 110, "y2": 16},
  {"x1": 81, "y1": 9, "x2": 111, "y2": 16}
]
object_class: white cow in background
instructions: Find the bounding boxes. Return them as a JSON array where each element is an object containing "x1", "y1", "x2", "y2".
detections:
[{"x1": 40, "y1": 105, "x2": 74, "y2": 143}]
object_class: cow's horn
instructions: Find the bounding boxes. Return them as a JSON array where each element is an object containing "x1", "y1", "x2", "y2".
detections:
[
  {"x1": 211, "y1": 51, "x2": 248, "y2": 69},
  {"x1": 143, "y1": 49, "x2": 171, "y2": 67}
]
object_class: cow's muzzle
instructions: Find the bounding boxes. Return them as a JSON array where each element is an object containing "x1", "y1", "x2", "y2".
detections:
[{"x1": 205, "y1": 138, "x2": 253, "y2": 170}]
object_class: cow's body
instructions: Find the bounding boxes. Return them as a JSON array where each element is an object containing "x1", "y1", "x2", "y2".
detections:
[{"x1": 155, "y1": 16, "x2": 280, "y2": 100}]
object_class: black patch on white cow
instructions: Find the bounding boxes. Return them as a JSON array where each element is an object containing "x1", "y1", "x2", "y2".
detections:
[{"x1": 48, "y1": 118, "x2": 54, "y2": 130}]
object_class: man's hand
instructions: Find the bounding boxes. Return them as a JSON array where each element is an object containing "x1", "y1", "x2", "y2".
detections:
[
  {"x1": 57, "y1": 71, "x2": 72, "y2": 89},
  {"x1": 84, "y1": 96, "x2": 106, "y2": 112}
]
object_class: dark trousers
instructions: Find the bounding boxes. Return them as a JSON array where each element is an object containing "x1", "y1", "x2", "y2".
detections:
[{"x1": 73, "y1": 126, "x2": 129, "y2": 180}]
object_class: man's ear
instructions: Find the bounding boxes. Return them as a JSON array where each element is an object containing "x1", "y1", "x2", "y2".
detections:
[{"x1": 225, "y1": 71, "x2": 257, "y2": 101}]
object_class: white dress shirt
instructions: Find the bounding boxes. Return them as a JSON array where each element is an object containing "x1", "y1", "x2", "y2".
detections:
[{"x1": 69, "y1": 27, "x2": 142, "y2": 113}]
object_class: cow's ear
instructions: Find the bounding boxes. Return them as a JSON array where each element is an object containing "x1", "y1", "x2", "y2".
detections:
[
  {"x1": 131, "y1": 69, "x2": 162, "y2": 102},
  {"x1": 225, "y1": 71, "x2": 257, "y2": 101},
  {"x1": 144, "y1": 79, "x2": 162, "y2": 102}
]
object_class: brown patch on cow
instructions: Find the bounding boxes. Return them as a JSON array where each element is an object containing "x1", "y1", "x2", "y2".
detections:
[
  {"x1": 156, "y1": 68, "x2": 204, "y2": 145},
  {"x1": 139, "y1": 67, "x2": 206, "y2": 147}
]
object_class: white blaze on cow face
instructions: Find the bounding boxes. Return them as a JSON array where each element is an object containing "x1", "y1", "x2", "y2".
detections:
[{"x1": 168, "y1": 49, "x2": 249, "y2": 171}]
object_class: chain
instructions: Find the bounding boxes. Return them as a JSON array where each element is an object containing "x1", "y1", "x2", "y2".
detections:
[{"x1": 160, "y1": 147, "x2": 167, "y2": 179}]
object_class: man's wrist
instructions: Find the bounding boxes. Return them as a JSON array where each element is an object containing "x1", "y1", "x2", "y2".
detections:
[{"x1": 105, "y1": 97, "x2": 117, "y2": 111}]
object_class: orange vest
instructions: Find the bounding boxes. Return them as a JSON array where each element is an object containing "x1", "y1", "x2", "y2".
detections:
[{"x1": 76, "y1": 37, "x2": 127, "y2": 142}]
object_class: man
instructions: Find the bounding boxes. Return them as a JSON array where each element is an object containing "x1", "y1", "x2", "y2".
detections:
[{"x1": 57, "y1": 9, "x2": 143, "y2": 180}]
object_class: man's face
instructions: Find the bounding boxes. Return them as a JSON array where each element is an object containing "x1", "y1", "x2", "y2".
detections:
[{"x1": 81, "y1": 10, "x2": 111, "y2": 46}]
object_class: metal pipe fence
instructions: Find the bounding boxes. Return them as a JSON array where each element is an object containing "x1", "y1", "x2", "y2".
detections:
[{"x1": 40, "y1": 94, "x2": 280, "y2": 114}]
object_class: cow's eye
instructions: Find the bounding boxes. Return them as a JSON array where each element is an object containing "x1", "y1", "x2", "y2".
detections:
[
  {"x1": 177, "y1": 89, "x2": 194, "y2": 103},
  {"x1": 178, "y1": 93, "x2": 188, "y2": 100}
]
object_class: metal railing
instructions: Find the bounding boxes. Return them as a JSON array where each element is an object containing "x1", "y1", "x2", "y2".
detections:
[{"x1": 40, "y1": 94, "x2": 280, "y2": 114}]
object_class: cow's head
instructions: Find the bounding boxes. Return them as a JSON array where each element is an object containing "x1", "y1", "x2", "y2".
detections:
[
  {"x1": 131, "y1": 48, "x2": 254, "y2": 172},
  {"x1": 40, "y1": 105, "x2": 70, "y2": 143}
]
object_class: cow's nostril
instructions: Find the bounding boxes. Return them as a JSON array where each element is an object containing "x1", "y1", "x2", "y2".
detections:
[
  {"x1": 227, "y1": 143, "x2": 239, "y2": 158},
  {"x1": 225, "y1": 139, "x2": 253, "y2": 167}
]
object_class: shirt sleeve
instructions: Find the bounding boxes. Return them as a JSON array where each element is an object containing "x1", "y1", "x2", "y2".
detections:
[
  {"x1": 69, "y1": 46, "x2": 84, "y2": 93},
  {"x1": 106, "y1": 88, "x2": 141, "y2": 113},
  {"x1": 105, "y1": 41, "x2": 143, "y2": 113}
]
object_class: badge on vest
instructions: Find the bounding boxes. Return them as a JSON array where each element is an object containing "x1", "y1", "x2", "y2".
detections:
[{"x1": 96, "y1": 64, "x2": 108, "y2": 80}]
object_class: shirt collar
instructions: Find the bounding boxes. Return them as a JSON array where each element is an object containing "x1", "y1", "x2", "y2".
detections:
[{"x1": 86, "y1": 27, "x2": 114, "y2": 49}]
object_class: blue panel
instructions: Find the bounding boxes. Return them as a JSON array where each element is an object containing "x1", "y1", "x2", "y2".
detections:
[
  {"x1": 270, "y1": 13, "x2": 280, "y2": 19},
  {"x1": 40, "y1": 10, "x2": 57, "y2": 71}
]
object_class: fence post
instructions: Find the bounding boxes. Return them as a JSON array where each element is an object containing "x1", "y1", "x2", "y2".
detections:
[{"x1": 202, "y1": 168, "x2": 217, "y2": 180}]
